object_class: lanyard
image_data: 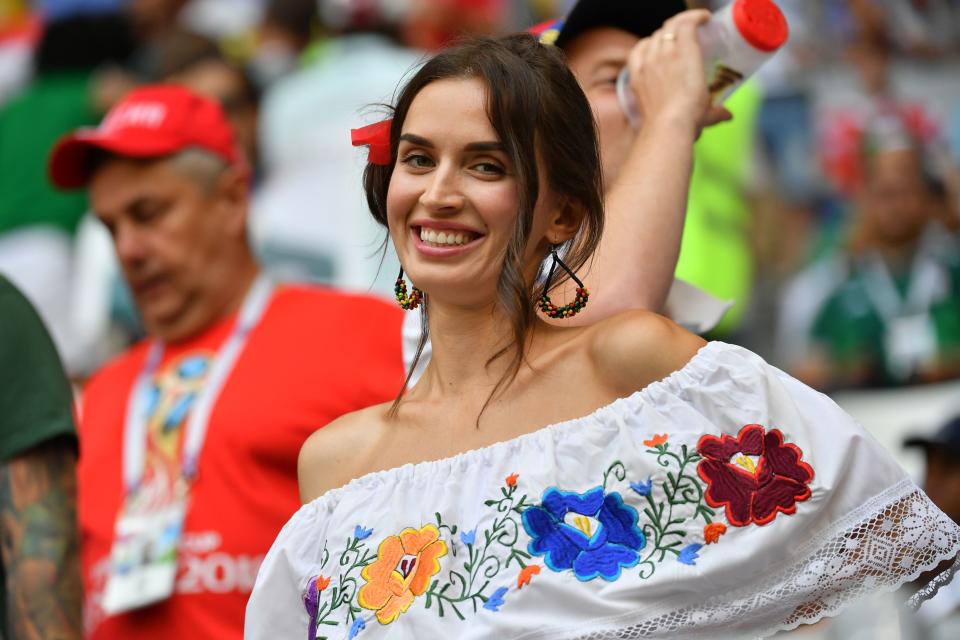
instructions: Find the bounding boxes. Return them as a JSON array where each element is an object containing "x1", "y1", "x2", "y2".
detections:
[
  {"x1": 861, "y1": 249, "x2": 944, "y2": 323},
  {"x1": 121, "y1": 275, "x2": 275, "y2": 494}
]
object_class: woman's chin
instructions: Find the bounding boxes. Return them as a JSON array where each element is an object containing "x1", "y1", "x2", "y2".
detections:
[{"x1": 403, "y1": 275, "x2": 499, "y2": 310}]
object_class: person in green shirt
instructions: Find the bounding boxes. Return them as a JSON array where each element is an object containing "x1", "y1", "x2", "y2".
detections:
[
  {"x1": 0, "y1": 274, "x2": 81, "y2": 639},
  {"x1": 806, "y1": 124, "x2": 960, "y2": 389}
]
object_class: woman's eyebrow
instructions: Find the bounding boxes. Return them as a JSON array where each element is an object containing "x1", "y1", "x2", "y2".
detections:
[
  {"x1": 400, "y1": 134, "x2": 504, "y2": 153},
  {"x1": 464, "y1": 141, "x2": 506, "y2": 152},
  {"x1": 399, "y1": 133, "x2": 432, "y2": 147}
]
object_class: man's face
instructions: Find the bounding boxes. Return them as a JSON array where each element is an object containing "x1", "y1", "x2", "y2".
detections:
[
  {"x1": 564, "y1": 27, "x2": 640, "y2": 187},
  {"x1": 862, "y1": 148, "x2": 933, "y2": 244},
  {"x1": 90, "y1": 156, "x2": 240, "y2": 341}
]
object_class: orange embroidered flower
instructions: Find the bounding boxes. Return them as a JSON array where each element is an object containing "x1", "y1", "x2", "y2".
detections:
[
  {"x1": 703, "y1": 522, "x2": 727, "y2": 544},
  {"x1": 314, "y1": 575, "x2": 331, "y2": 592},
  {"x1": 643, "y1": 433, "x2": 668, "y2": 448},
  {"x1": 357, "y1": 524, "x2": 447, "y2": 625},
  {"x1": 517, "y1": 564, "x2": 541, "y2": 589},
  {"x1": 506, "y1": 473, "x2": 519, "y2": 487}
]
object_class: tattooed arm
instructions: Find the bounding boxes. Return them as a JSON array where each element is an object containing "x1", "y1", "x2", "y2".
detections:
[{"x1": 0, "y1": 436, "x2": 82, "y2": 640}]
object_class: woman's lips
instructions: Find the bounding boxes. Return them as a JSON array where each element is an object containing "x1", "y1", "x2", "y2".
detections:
[{"x1": 410, "y1": 225, "x2": 484, "y2": 257}]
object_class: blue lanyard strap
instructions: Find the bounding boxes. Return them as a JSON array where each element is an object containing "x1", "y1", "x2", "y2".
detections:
[{"x1": 121, "y1": 275, "x2": 275, "y2": 494}]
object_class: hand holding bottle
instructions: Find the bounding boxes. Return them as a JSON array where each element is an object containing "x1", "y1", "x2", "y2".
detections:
[
  {"x1": 620, "y1": 0, "x2": 789, "y2": 134},
  {"x1": 623, "y1": 10, "x2": 729, "y2": 137}
]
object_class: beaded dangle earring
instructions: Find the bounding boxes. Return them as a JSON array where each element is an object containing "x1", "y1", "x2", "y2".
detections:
[
  {"x1": 394, "y1": 268, "x2": 423, "y2": 311},
  {"x1": 537, "y1": 246, "x2": 589, "y2": 319}
]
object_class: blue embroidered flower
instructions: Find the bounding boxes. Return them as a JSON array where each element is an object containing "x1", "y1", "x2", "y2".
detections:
[
  {"x1": 522, "y1": 486, "x2": 645, "y2": 581},
  {"x1": 354, "y1": 525, "x2": 373, "y2": 541},
  {"x1": 348, "y1": 617, "x2": 366, "y2": 639},
  {"x1": 483, "y1": 587, "x2": 509, "y2": 612},
  {"x1": 677, "y1": 543, "x2": 703, "y2": 566},
  {"x1": 629, "y1": 477, "x2": 653, "y2": 497},
  {"x1": 460, "y1": 528, "x2": 477, "y2": 546}
]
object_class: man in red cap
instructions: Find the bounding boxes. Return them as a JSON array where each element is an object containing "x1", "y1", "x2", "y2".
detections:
[{"x1": 49, "y1": 85, "x2": 405, "y2": 639}]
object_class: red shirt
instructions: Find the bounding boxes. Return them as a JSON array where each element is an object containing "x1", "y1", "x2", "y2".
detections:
[{"x1": 78, "y1": 285, "x2": 404, "y2": 639}]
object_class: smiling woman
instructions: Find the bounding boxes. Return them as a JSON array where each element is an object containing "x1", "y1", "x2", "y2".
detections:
[
  {"x1": 365, "y1": 36, "x2": 604, "y2": 418},
  {"x1": 245, "y1": 35, "x2": 960, "y2": 640}
]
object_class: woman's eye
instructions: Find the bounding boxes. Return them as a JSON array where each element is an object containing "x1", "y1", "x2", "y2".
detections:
[
  {"x1": 401, "y1": 153, "x2": 434, "y2": 169},
  {"x1": 473, "y1": 162, "x2": 505, "y2": 176}
]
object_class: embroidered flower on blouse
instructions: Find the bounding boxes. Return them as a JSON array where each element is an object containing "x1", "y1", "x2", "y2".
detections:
[
  {"x1": 522, "y1": 486, "x2": 646, "y2": 581},
  {"x1": 459, "y1": 528, "x2": 477, "y2": 546},
  {"x1": 516, "y1": 564, "x2": 541, "y2": 589},
  {"x1": 703, "y1": 522, "x2": 727, "y2": 544},
  {"x1": 354, "y1": 525, "x2": 373, "y2": 541},
  {"x1": 304, "y1": 576, "x2": 321, "y2": 638},
  {"x1": 348, "y1": 618, "x2": 366, "y2": 639},
  {"x1": 643, "y1": 433, "x2": 669, "y2": 448},
  {"x1": 629, "y1": 477, "x2": 653, "y2": 497},
  {"x1": 506, "y1": 473, "x2": 519, "y2": 488},
  {"x1": 677, "y1": 543, "x2": 703, "y2": 566},
  {"x1": 357, "y1": 524, "x2": 448, "y2": 625},
  {"x1": 483, "y1": 586, "x2": 509, "y2": 612},
  {"x1": 696, "y1": 424, "x2": 814, "y2": 527}
]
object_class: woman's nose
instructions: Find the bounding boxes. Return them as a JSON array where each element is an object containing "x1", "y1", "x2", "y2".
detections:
[{"x1": 419, "y1": 166, "x2": 465, "y2": 212}]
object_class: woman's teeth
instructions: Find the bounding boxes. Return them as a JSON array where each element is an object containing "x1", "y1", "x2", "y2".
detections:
[{"x1": 419, "y1": 227, "x2": 474, "y2": 247}]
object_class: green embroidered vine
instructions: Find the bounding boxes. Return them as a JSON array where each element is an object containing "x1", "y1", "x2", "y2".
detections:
[
  {"x1": 313, "y1": 532, "x2": 376, "y2": 631},
  {"x1": 423, "y1": 479, "x2": 532, "y2": 619},
  {"x1": 602, "y1": 460, "x2": 627, "y2": 490},
  {"x1": 636, "y1": 440, "x2": 714, "y2": 578}
]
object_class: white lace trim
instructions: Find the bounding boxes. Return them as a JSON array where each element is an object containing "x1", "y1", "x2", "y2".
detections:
[{"x1": 512, "y1": 479, "x2": 959, "y2": 640}]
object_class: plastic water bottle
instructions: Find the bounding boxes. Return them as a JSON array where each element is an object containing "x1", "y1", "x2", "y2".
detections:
[{"x1": 616, "y1": 0, "x2": 789, "y2": 129}]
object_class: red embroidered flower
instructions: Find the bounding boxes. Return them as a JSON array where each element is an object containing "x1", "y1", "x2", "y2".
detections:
[
  {"x1": 643, "y1": 433, "x2": 668, "y2": 448},
  {"x1": 696, "y1": 424, "x2": 814, "y2": 527},
  {"x1": 505, "y1": 473, "x2": 519, "y2": 488}
]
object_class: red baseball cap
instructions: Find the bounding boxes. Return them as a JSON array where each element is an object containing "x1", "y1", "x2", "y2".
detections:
[{"x1": 48, "y1": 84, "x2": 240, "y2": 190}]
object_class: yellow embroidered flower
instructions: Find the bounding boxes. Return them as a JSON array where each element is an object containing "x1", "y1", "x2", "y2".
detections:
[{"x1": 357, "y1": 524, "x2": 448, "y2": 625}]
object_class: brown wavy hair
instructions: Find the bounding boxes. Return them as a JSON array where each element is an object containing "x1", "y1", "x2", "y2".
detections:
[{"x1": 363, "y1": 34, "x2": 604, "y2": 419}]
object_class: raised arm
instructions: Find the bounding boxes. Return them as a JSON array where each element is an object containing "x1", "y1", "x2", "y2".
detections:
[{"x1": 564, "y1": 10, "x2": 731, "y2": 325}]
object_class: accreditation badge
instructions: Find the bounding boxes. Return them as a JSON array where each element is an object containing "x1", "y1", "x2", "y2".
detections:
[
  {"x1": 102, "y1": 486, "x2": 187, "y2": 614},
  {"x1": 885, "y1": 312, "x2": 937, "y2": 380}
]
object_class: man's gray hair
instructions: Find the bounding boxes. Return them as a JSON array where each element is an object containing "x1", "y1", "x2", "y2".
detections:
[{"x1": 167, "y1": 147, "x2": 230, "y2": 193}]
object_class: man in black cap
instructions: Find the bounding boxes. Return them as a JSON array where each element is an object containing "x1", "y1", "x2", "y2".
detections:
[
  {"x1": 906, "y1": 415, "x2": 960, "y2": 524},
  {"x1": 531, "y1": 0, "x2": 732, "y2": 323}
]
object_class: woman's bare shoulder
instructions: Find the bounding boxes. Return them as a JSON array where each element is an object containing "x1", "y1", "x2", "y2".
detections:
[
  {"x1": 585, "y1": 309, "x2": 706, "y2": 397},
  {"x1": 297, "y1": 402, "x2": 392, "y2": 504}
]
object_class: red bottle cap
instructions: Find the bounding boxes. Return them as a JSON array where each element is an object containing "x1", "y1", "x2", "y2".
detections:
[{"x1": 732, "y1": 0, "x2": 789, "y2": 52}]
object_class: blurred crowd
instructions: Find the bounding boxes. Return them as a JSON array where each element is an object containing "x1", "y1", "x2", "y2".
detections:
[
  {"x1": 1, "y1": 0, "x2": 959, "y2": 392},
  {"x1": 0, "y1": 0, "x2": 960, "y2": 635}
]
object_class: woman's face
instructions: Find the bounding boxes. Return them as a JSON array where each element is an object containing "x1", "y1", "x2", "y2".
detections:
[{"x1": 387, "y1": 76, "x2": 559, "y2": 307}]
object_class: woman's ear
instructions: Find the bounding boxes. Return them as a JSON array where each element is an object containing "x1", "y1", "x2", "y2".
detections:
[{"x1": 546, "y1": 196, "x2": 585, "y2": 244}]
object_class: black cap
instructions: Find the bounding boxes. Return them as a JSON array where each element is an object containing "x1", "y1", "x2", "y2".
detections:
[
  {"x1": 904, "y1": 415, "x2": 960, "y2": 456},
  {"x1": 551, "y1": 0, "x2": 688, "y2": 49}
]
